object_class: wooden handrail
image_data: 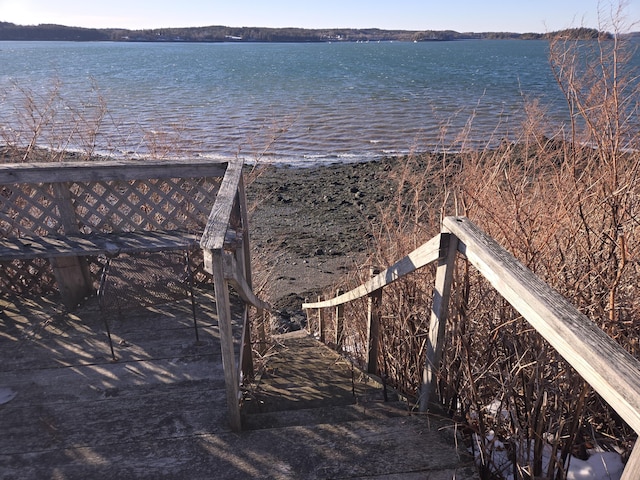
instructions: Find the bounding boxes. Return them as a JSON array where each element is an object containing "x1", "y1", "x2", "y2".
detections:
[
  {"x1": 443, "y1": 216, "x2": 640, "y2": 434},
  {"x1": 222, "y1": 253, "x2": 272, "y2": 312},
  {"x1": 0, "y1": 158, "x2": 227, "y2": 184},
  {"x1": 200, "y1": 159, "x2": 245, "y2": 251},
  {"x1": 302, "y1": 234, "x2": 442, "y2": 309},
  {"x1": 198, "y1": 158, "x2": 271, "y2": 432},
  {"x1": 302, "y1": 215, "x2": 640, "y2": 476}
]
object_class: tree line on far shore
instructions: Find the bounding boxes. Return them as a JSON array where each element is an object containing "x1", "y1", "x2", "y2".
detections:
[{"x1": 0, "y1": 22, "x2": 619, "y2": 43}]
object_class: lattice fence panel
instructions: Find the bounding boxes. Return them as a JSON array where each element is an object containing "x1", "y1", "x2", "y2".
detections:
[
  {"x1": 0, "y1": 184, "x2": 64, "y2": 238},
  {"x1": 0, "y1": 176, "x2": 220, "y2": 298},
  {"x1": 0, "y1": 182, "x2": 64, "y2": 295},
  {"x1": 71, "y1": 177, "x2": 220, "y2": 234},
  {"x1": 0, "y1": 258, "x2": 57, "y2": 295}
]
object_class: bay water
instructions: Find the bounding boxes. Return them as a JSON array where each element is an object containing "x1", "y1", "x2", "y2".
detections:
[{"x1": 0, "y1": 40, "x2": 635, "y2": 165}]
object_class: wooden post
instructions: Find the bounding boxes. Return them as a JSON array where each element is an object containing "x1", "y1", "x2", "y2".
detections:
[
  {"x1": 366, "y1": 267, "x2": 382, "y2": 374},
  {"x1": 236, "y1": 238, "x2": 254, "y2": 380},
  {"x1": 335, "y1": 289, "x2": 344, "y2": 351},
  {"x1": 235, "y1": 176, "x2": 255, "y2": 380},
  {"x1": 318, "y1": 296, "x2": 325, "y2": 343},
  {"x1": 50, "y1": 182, "x2": 93, "y2": 308},
  {"x1": 236, "y1": 174, "x2": 253, "y2": 287},
  {"x1": 240, "y1": 307, "x2": 254, "y2": 380},
  {"x1": 209, "y1": 248, "x2": 242, "y2": 432},
  {"x1": 419, "y1": 232, "x2": 458, "y2": 412},
  {"x1": 304, "y1": 298, "x2": 312, "y2": 334},
  {"x1": 50, "y1": 256, "x2": 93, "y2": 309}
]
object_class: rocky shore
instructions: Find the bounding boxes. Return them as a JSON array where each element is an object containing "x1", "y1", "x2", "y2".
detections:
[{"x1": 246, "y1": 158, "x2": 398, "y2": 319}]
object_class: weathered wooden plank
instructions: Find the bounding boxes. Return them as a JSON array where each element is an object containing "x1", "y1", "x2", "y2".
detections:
[
  {"x1": 0, "y1": 293, "x2": 220, "y2": 372},
  {"x1": 51, "y1": 182, "x2": 80, "y2": 234},
  {"x1": 222, "y1": 252, "x2": 271, "y2": 311},
  {"x1": 0, "y1": 380, "x2": 231, "y2": 454},
  {"x1": 419, "y1": 232, "x2": 458, "y2": 412},
  {"x1": 237, "y1": 174, "x2": 253, "y2": 286},
  {"x1": 1, "y1": 321, "x2": 219, "y2": 370},
  {"x1": 210, "y1": 248, "x2": 242, "y2": 432},
  {"x1": 0, "y1": 230, "x2": 200, "y2": 260},
  {"x1": 235, "y1": 174, "x2": 258, "y2": 376},
  {"x1": 443, "y1": 216, "x2": 640, "y2": 434},
  {"x1": 1, "y1": 338, "x2": 220, "y2": 373},
  {"x1": 302, "y1": 234, "x2": 442, "y2": 309},
  {"x1": 1, "y1": 327, "x2": 219, "y2": 372},
  {"x1": 0, "y1": 414, "x2": 478, "y2": 480},
  {"x1": 621, "y1": 439, "x2": 640, "y2": 480},
  {"x1": 234, "y1": 240, "x2": 254, "y2": 379},
  {"x1": 0, "y1": 159, "x2": 227, "y2": 185},
  {"x1": 366, "y1": 267, "x2": 382, "y2": 375},
  {"x1": 1, "y1": 354, "x2": 226, "y2": 400},
  {"x1": 49, "y1": 256, "x2": 91, "y2": 309},
  {"x1": 50, "y1": 182, "x2": 93, "y2": 307},
  {"x1": 200, "y1": 159, "x2": 244, "y2": 251}
]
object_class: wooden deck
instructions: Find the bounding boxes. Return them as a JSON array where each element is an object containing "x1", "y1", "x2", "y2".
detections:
[{"x1": 0, "y1": 292, "x2": 477, "y2": 479}]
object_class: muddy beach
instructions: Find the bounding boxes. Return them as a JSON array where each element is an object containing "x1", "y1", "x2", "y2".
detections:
[{"x1": 246, "y1": 158, "x2": 398, "y2": 316}]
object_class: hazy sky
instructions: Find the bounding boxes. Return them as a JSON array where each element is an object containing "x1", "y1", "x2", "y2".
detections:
[{"x1": 1, "y1": 0, "x2": 638, "y2": 33}]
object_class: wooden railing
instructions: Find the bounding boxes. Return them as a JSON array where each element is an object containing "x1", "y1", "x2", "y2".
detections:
[
  {"x1": 303, "y1": 216, "x2": 640, "y2": 479},
  {"x1": 0, "y1": 158, "x2": 269, "y2": 433},
  {"x1": 200, "y1": 159, "x2": 270, "y2": 432}
]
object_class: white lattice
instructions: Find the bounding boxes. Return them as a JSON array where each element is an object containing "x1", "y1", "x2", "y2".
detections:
[
  {"x1": 70, "y1": 177, "x2": 219, "y2": 234},
  {"x1": 1, "y1": 175, "x2": 221, "y2": 297},
  {"x1": 0, "y1": 184, "x2": 64, "y2": 237}
]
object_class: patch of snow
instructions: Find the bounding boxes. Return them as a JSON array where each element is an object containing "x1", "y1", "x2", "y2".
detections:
[
  {"x1": 566, "y1": 451, "x2": 624, "y2": 480},
  {"x1": 485, "y1": 399, "x2": 510, "y2": 421},
  {"x1": 473, "y1": 432, "x2": 625, "y2": 480},
  {"x1": 0, "y1": 387, "x2": 17, "y2": 405}
]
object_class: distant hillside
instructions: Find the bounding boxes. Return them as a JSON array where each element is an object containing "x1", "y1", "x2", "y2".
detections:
[
  {"x1": 0, "y1": 22, "x2": 615, "y2": 42},
  {"x1": 0, "y1": 22, "x2": 110, "y2": 41}
]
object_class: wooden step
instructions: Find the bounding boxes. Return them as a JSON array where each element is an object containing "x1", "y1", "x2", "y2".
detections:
[
  {"x1": 1, "y1": 295, "x2": 478, "y2": 479},
  {"x1": 1, "y1": 413, "x2": 478, "y2": 480},
  {"x1": 243, "y1": 400, "x2": 410, "y2": 430}
]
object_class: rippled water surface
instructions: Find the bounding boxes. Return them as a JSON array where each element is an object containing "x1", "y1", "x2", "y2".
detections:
[{"x1": 0, "y1": 40, "x2": 634, "y2": 164}]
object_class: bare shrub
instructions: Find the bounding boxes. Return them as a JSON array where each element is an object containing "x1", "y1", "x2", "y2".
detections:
[
  {"x1": 440, "y1": 19, "x2": 640, "y2": 472},
  {"x1": 0, "y1": 77, "x2": 215, "y2": 162},
  {"x1": 324, "y1": 3, "x2": 639, "y2": 479},
  {"x1": 0, "y1": 79, "x2": 112, "y2": 162}
]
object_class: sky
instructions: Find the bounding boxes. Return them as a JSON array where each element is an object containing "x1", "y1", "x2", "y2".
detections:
[{"x1": 1, "y1": 0, "x2": 639, "y2": 34}]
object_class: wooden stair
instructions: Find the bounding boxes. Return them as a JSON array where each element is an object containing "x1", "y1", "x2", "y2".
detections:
[
  {"x1": 0, "y1": 293, "x2": 478, "y2": 479},
  {"x1": 242, "y1": 331, "x2": 479, "y2": 479}
]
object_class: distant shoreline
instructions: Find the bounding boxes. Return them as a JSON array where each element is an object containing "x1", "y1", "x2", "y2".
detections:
[{"x1": 0, "y1": 22, "x2": 616, "y2": 43}]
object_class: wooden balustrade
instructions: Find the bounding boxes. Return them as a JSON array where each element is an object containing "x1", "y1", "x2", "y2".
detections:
[
  {"x1": 0, "y1": 158, "x2": 269, "y2": 433},
  {"x1": 200, "y1": 159, "x2": 270, "y2": 431},
  {"x1": 303, "y1": 216, "x2": 640, "y2": 479}
]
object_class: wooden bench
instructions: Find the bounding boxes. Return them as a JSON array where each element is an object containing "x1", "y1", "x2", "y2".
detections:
[
  {"x1": 0, "y1": 159, "x2": 241, "y2": 359},
  {"x1": 0, "y1": 158, "x2": 231, "y2": 307},
  {"x1": 0, "y1": 229, "x2": 200, "y2": 259}
]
